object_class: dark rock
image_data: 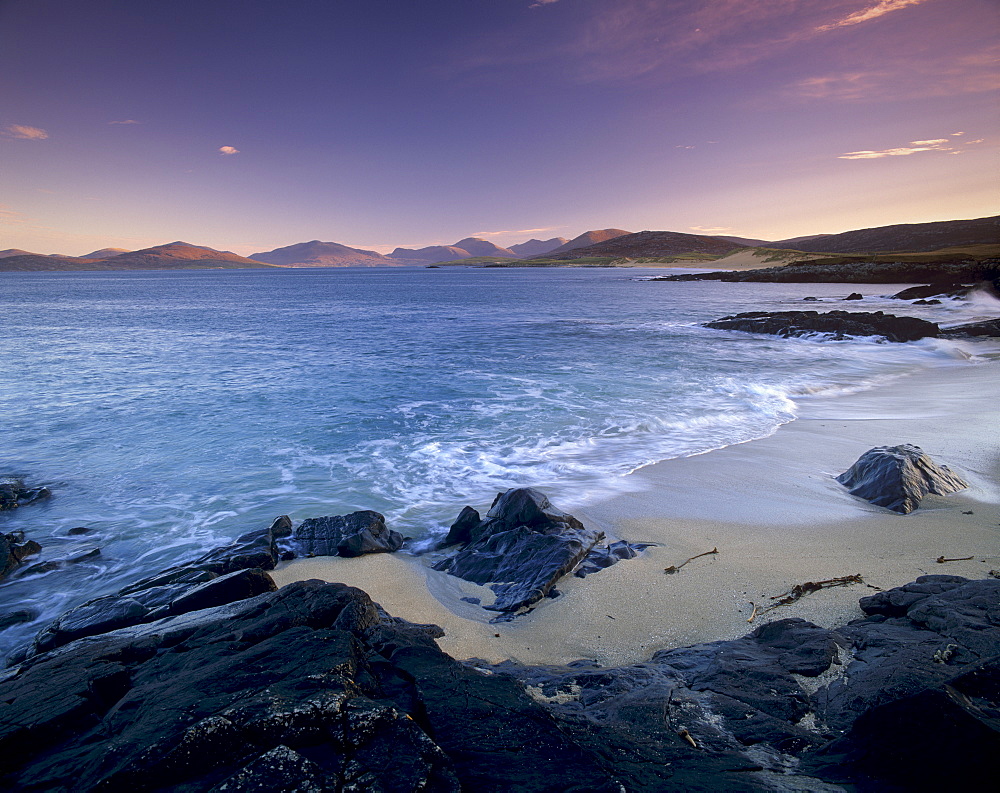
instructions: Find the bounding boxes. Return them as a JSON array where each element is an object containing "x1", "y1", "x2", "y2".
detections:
[
  {"x1": 836, "y1": 443, "x2": 968, "y2": 513},
  {"x1": 442, "y1": 505, "x2": 481, "y2": 547},
  {"x1": 195, "y1": 515, "x2": 291, "y2": 574},
  {"x1": 802, "y1": 296, "x2": 819, "y2": 301},
  {"x1": 574, "y1": 540, "x2": 654, "y2": 578},
  {"x1": 294, "y1": 510, "x2": 404, "y2": 557},
  {"x1": 25, "y1": 517, "x2": 295, "y2": 656},
  {"x1": 0, "y1": 610, "x2": 37, "y2": 632},
  {"x1": 212, "y1": 744, "x2": 329, "y2": 791},
  {"x1": 169, "y1": 568, "x2": 277, "y2": 616},
  {"x1": 0, "y1": 477, "x2": 50, "y2": 511},
  {"x1": 860, "y1": 574, "x2": 970, "y2": 617},
  {"x1": 704, "y1": 310, "x2": 939, "y2": 342},
  {"x1": 810, "y1": 657, "x2": 1000, "y2": 789},
  {"x1": 19, "y1": 547, "x2": 101, "y2": 577},
  {"x1": 942, "y1": 317, "x2": 1000, "y2": 337},
  {"x1": 32, "y1": 596, "x2": 151, "y2": 654},
  {"x1": 66, "y1": 527, "x2": 92, "y2": 536},
  {"x1": 433, "y1": 488, "x2": 603, "y2": 614},
  {"x1": 0, "y1": 532, "x2": 42, "y2": 580},
  {"x1": 843, "y1": 292, "x2": 863, "y2": 300},
  {"x1": 3, "y1": 565, "x2": 999, "y2": 791},
  {"x1": 913, "y1": 298, "x2": 942, "y2": 304},
  {"x1": 892, "y1": 282, "x2": 971, "y2": 300}
]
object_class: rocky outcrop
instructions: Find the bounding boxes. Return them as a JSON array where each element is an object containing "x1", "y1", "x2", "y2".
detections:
[
  {"x1": 942, "y1": 317, "x2": 1000, "y2": 337},
  {"x1": 294, "y1": 511, "x2": 404, "y2": 557},
  {"x1": 0, "y1": 477, "x2": 50, "y2": 511},
  {"x1": 892, "y1": 282, "x2": 972, "y2": 300},
  {"x1": 655, "y1": 257, "x2": 1000, "y2": 285},
  {"x1": 704, "y1": 310, "x2": 939, "y2": 342},
  {"x1": 2, "y1": 498, "x2": 997, "y2": 793},
  {"x1": 0, "y1": 532, "x2": 42, "y2": 581},
  {"x1": 501, "y1": 575, "x2": 1000, "y2": 791},
  {"x1": 836, "y1": 444, "x2": 968, "y2": 513},
  {"x1": 433, "y1": 488, "x2": 604, "y2": 614},
  {"x1": 22, "y1": 516, "x2": 292, "y2": 657}
]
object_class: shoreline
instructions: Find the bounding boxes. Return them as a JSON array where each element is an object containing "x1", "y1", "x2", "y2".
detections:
[{"x1": 272, "y1": 345, "x2": 1000, "y2": 666}]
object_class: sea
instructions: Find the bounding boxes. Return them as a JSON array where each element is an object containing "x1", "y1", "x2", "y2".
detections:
[{"x1": 2, "y1": 266, "x2": 998, "y2": 658}]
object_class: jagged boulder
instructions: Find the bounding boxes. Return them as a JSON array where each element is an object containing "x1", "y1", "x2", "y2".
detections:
[
  {"x1": 704, "y1": 310, "x2": 939, "y2": 342},
  {"x1": 0, "y1": 532, "x2": 41, "y2": 581},
  {"x1": 0, "y1": 477, "x2": 50, "y2": 511},
  {"x1": 836, "y1": 444, "x2": 968, "y2": 513},
  {"x1": 433, "y1": 488, "x2": 603, "y2": 614},
  {"x1": 24, "y1": 517, "x2": 292, "y2": 658},
  {"x1": 293, "y1": 510, "x2": 404, "y2": 557}
]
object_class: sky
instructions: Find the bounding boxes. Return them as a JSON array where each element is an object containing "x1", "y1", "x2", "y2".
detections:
[{"x1": 1, "y1": 0, "x2": 998, "y2": 256}]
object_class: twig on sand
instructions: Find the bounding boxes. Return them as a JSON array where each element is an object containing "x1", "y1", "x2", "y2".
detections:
[
  {"x1": 936, "y1": 555, "x2": 974, "y2": 563},
  {"x1": 677, "y1": 728, "x2": 698, "y2": 749},
  {"x1": 747, "y1": 574, "x2": 865, "y2": 623},
  {"x1": 664, "y1": 547, "x2": 718, "y2": 575}
]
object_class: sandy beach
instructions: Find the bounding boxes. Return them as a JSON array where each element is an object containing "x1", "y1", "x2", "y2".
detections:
[{"x1": 272, "y1": 346, "x2": 1000, "y2": 667}]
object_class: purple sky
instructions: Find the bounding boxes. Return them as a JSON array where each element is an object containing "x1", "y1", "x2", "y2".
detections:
[{"x1": 1, "y1": 0, "x2": 997, "y2": 256}]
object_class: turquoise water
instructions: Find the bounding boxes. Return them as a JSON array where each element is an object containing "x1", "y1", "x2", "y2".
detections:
[{"x1": 1, "y1": 267, "x2": 996, "y2": 656}]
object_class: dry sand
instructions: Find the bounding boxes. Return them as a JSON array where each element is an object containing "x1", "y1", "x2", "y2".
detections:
[
  {"x1": 636, "y1": 248, "x2": 828, "y2": 270},
  {"x1": 272, "y1": 348, "x2": 1000, "y2": 668}
]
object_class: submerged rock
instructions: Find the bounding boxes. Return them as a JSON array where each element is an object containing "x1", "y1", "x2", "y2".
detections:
[
  {"x1": 294, "y1": 510, "x2": 404, "y2": 557},
  {"x1": 433, "y1": 488, "x2": 603, "y2": 614},
  {"x1": 941, "y1": 317, "x2": 1000, "y2": 337},
  {"x1": 704, "y1": 310, "x2": 938, "y2": 342},
  {"x1": 891, "y1": 282, "x2": 972, "y2": 300},
  {"x1": 0, "y1": 532, "x2": 41, "y2": 581},
  {"x1": 836, "y1": 444, "x2": 968, "y2": 513},
  {"x1": 0, "y1": 477, "x2": 50, "y2": 511},
  {"x1": 24, "y1": 516, "x2": 293, "y2": 657}
]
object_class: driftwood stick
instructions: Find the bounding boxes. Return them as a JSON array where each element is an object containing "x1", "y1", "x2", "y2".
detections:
[
  {"x1": 665, "y1": 547, "x2": 718, "y2": 575},
  {"x1": 747, "y1": 574, "x2": 864, "y2": 623},
  {"x1": 936, "y1": 555, "x2": 974, "y2": 563}
]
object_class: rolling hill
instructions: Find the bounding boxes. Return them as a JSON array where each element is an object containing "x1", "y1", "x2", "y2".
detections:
[
  {"x1": 250, "y1": 240, "x2": 393, "y2": 267},
  {"x1": 542, "y1": 230, "x2": 746, "y2": 260},
  {"x1": 770, "y1": 216, "x2": 999, "y2": 253}
]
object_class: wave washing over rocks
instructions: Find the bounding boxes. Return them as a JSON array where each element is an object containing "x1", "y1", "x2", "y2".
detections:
[{"x1": 1, "y1": 475, "x2": 998, "y2": 790}]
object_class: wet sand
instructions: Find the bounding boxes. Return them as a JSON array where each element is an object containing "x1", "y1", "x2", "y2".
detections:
[{"x1": 272, "y1": 348, "x2": 1000, "y2": 667}]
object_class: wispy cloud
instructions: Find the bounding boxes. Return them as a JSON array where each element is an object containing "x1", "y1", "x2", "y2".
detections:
[
  {"x1": 838, "y1": 135, "x2": 984, "y2": 159},
  {"x1": 529, "y1": 0, "x2": 560, "y2": 7},
  {"x1": 4, "y1": 124, "x2": 48, "y2": 140},
  {"x1": 472, "y1": 226, "x2": 562, "y2": 238},
  {"x1": 218, "y1": 145, "x2": 240, "y2": 155},
  {"x1": 0, "y1": 205, "x2": 28, "y2": 224},
  {"x1": 109, "y1": 119, "x2": 140, "y2": 125},
  {"x1": 690, "y1": 225, "x2": 733, "y2": 234},
  {"x1": 816, "y1": 0, "x2": 929, "y2": 32}
]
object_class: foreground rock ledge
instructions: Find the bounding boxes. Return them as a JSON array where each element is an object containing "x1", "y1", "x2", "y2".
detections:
[{"x1": 0, "y1": 575, "x2": 996, "y2": 790}]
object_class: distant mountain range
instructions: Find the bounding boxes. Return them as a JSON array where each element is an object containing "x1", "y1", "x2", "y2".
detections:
[
  {"x1": 0, "y1": 242, "x2": 275, "y2": 271},
  {"x1": 2, "y1": 216, "x2": 995, "y2": 271}
]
